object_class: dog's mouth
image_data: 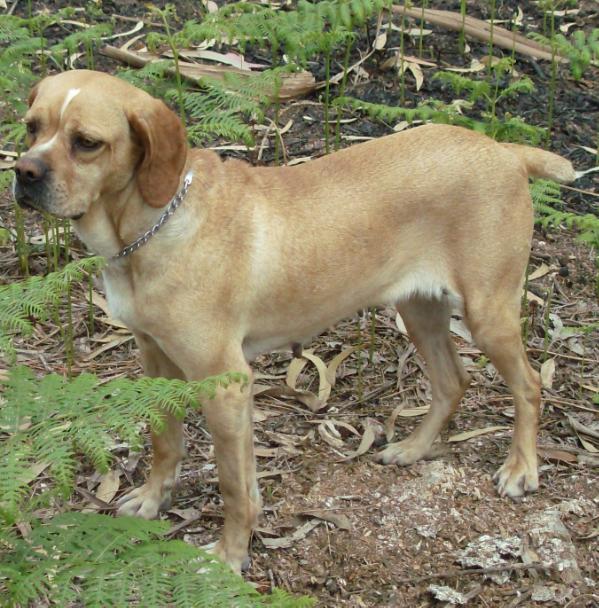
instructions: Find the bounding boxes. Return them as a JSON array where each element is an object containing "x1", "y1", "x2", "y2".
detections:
[{"x1": 15, "y1": 191, "x2": 85, "y2": 221}]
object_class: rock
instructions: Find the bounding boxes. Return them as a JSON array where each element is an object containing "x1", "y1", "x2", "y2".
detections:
[
  {"x1": 457, "y1": 534, "x2": 521, "y2": 584},
  {"x1": 427, "y1": 584, "x2": 468, "y2": 605},
  {"x1": 525, "y1": 508, "x2": 582, "y2": 585}
]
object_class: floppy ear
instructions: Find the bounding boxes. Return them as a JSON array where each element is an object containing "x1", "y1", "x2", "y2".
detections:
[
  {"x1": 28, "y1": 82, "x2": 40, "y2": 106},
  {"x1": 127, "y1": 98, "x2": 188, "y2": 208}
]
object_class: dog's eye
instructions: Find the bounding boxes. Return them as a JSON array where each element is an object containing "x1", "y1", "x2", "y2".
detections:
[
  {"x1": 26, "y1": 121, "x2": 38, "y2": 137},
  {"x1": 74, "y1": 135, "x2": 102, "y2": 151}
]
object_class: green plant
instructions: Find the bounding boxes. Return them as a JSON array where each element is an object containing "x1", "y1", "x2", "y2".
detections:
[
  {"x1": 531, "y1": 28, "x2": 599, "y2": 80},
  {"x1": 174, "y1": 0, "x2": 385, "y2": 64},
  {"x1": 530, "y1": 179, "x2": 599, "y2": 247},
  {"x1": 0, "y1": 257, "x2": 105, "y2": 361},
  {"x1": 333, "y1": 95, "x2": 545, "y2": 144},
  {"x1": 1, "y1": 511, "x2": 310, "y2": 607},
  {"x1": 0, "y1": 263, "x2": 310, "y2": 607}
]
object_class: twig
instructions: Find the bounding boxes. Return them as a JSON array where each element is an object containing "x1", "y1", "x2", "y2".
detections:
[
  {"x1": 560, "y1": 184, "x2": 599, "y2": 198},
  {"x1": 396, "y1": 562, "x2": 547, "y2": 585},
  {"x1": 390, "y1": 5, "x2": 565, "y2": 63}
]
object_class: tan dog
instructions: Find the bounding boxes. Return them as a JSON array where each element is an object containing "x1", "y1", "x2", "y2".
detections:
[{"x1": 15, "y1": 70, "x2": 575, "y2": 573}]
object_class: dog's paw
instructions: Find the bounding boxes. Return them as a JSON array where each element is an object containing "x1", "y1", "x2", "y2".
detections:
[
  {"x1": 116, "y1": 483, "x2": 172, "y2": 519},
  {"x1": 493, "y1": 454, "x2": 538, "y2": 498},
  {"x1": 203, "y1": 540, "x2": 250, "y2": 575},
  {"x1": 375, "y1": 438, "x2": 432, "y2": 466}
]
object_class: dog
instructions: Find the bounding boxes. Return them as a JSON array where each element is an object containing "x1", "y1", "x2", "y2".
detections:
[{"x1": 14, "y1": 69, "x2": 575, "y2": 573}]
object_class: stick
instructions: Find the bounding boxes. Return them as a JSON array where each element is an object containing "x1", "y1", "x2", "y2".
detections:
[
  {"x1": 396, "y1": 562, "x2": 547, "y2": 585},
  {"x1": 390, "y1": 5, "x2": 566, "y2": 63}
]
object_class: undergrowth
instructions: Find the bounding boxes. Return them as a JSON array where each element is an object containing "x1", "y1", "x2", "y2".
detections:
[
  {"x1": 0, "y1": 263, "x2": 308, "y2": 607},
  {"x1": 0, "y1": 1, "x2": 597, "y2": 604}
]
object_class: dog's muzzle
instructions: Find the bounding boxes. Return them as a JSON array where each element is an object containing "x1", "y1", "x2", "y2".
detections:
[{"x1": 14, "y1": 156, "x2": 50, "y2": 212}]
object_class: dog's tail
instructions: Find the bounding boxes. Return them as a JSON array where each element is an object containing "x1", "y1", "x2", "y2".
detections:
[{"x1": 502, "y1": 143, "x2": 576, "y2": 184}]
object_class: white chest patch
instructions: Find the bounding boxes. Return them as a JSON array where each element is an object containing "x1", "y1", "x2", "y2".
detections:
[{"x1": 103, "y1": 270, "x2": 136, "y2": 329}]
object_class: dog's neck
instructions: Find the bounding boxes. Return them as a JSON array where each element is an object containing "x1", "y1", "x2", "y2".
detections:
[{"x1": 71, "y1": 180, "x2": 172, "y2": 262}]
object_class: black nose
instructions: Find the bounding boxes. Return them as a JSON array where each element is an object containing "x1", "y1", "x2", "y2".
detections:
[{"x1": 14, "y1": 157, "x2": 48, "y2": 185}]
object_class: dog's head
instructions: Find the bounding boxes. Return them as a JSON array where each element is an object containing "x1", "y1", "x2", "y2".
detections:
[{"x1": 14, "y1": 69, "x2": 188, "y2": 219}]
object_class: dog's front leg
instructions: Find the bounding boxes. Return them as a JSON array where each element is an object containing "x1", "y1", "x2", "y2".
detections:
[
  {"x1": 201, "y1": 361, "x2": 260, "y2": 574},
  {"x1": 117, "y1": 332, "x2": 186, "y2": 519}
]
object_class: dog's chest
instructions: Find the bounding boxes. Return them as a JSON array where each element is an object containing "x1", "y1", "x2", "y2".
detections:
[{"x1": 103, "y1": 269, "x2": 137, "y2": 330}]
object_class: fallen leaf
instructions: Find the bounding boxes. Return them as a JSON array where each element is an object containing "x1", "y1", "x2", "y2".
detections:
[
  {"x1": 398, "y1": 405, "x2": 430, "y2": 417},
  {"x1": 253, "y1": 383, "x2": 322, "y2": 411},
  {"x1": 83, "y1": 469, "x2": 120, "y2": 512},
  {"x1": 385, "y1": 403, "x2": 406, "y2": 442},
  {"x1": 91, "y1": 291, "x2": 130, "y2": 329},
  {"x1": 407, "y1": 62, "x2": 424, "y2": 90},
  {"x1": 526, "y1": 290, "x2": 544, "y2": 306},
  {"x1": 374, "y1": 31, "x2": 387, "y2": 50},
  {"x1": 286, "y1": 357, "x2": 308, "y2": 390},
  {"x1": 537, "y1": 448, "x2": 577, "y2": 465},
  {"x1": 318, "y1": 421, "x2": 345, "y2": 449},
  {"x1": 540, "y1": 358, "x2": 556, "y2": 389},
  {"x1": 260, "y1": 519, "x2": 322, "y2": 549},
  {"x1": 448, "y1": 425, "x2": 510, "y2": 443},
  {"x1": 20, "y1": 461, "x2": 50, "y2": 486},
  {"x1": 95, "y1": 469, "x2": 120, "y2": 503},
  {"x1": 529, "y1": 263, "x2": 551, "y2": 281},
  {"x1": 302, "y1": 351, "x2": 332, "y2": 404},
  {"x1": 326, "y1": 346, "x2": 358, "y2": 386},
  {"x1": 298, "y1": 510, "x2": 351, "y2": 530},
  {"x1": 341, "y1": 419, "x2": 376, "y2": 460}
]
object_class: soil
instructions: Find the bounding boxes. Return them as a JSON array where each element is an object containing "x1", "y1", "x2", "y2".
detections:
[{"x1": 1, "y1": 1, "x2": 598, "y2": 607}]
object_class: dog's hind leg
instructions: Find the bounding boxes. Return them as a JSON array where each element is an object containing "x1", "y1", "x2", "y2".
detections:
[
  {"x1": 465, "y1": 292, "x2": 540, "y2": 497},
  {"x1": 376, "y1": 294, "x2": 470, "y2": 466}
]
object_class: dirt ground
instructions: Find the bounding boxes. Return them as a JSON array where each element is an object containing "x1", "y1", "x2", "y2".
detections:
[{"x1": 1, "y1": 1, "x2": 598, "y2": 606}]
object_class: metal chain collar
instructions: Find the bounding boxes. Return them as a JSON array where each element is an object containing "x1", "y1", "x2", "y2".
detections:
[{"x1": 111, "y1": 170, "x2": 194, "y2": 262}]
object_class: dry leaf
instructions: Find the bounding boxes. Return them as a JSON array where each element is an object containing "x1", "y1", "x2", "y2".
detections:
[
  {"x1": 326, "y1": 346, "x2": 358, "y2": 386},
  {"x1": 261, "y1": 519, "x2": 322, "y2": 549},
  {"x1": 448, "y1": 425, "x2": 510, "y2": 443},
  {"x1": 318, "y1": 421, "x2": 345, "y2": 449},
  {"x1": 253, "y1": 383, "x2": 322, "y2": 411},
  {"x1": 385, "y1": 403, "x2": 406, "y2": 442},
  {"x1": 83, "y1": 469, "x2": 120, "y2": 512},
  {"x1": 286, "y1": 357, "x2": 308, "y2": 390},
  {"x1": 568, "y1": 416, "x2": 599, "y2": 441},
  {"x1": 540, "y1": 358, "x2": 556, "y2": 389},
  {"x1": 83, "y1": 335, "x2": 133, "y2": 361},
  {"x1": 526, "y1": 291, "x2": 544, "y2": 306},
  {"x1": 20, "y1": 461, "x2": 50, "y2": 485},
  {"x1": 341, "y1": 420, "x2": 376, "y2": 460},
  {"x1": 407, "y1": 62, "x2": 424, "y2": 91},
  {"x1": 91, "y1": 291, "x2": 130, "y2": 329},
  {"x1": 95, "y1": 469, "x2": 120, "y2": 503},
  {"x1": 298, "y1": 510, "x2": 351, "y2": 530},
  {"x1": 398, "y1": 405, "x2": 430, "y2": 417},
  {"x1": 302, "y1": 351, "x2": 332, "y2": 404},
  {"x1": 537, "y1": 448, "x2": 577, "y2": 465},
  {"x1": 529, "y1": 263, "x2": 551, "y2": 281},
  {"x1": 374, "y1": 31, "x2": 387, "y2": 50}
]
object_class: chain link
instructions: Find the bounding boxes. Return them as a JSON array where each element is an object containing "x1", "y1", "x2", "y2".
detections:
[{"x1": 111, "y1": 171, "x2": 194, "y2": 262}]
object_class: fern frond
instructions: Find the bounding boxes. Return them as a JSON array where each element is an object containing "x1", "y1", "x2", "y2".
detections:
[
  {"x1": 0, "y1": 257, "x2": 105, "y2": 361},
  {"x1": 1, "y1": 513, "x2": 313, "y2": 607},
  {"x1": 530, "y1": 179, "x2": 599, "y2": 247}
]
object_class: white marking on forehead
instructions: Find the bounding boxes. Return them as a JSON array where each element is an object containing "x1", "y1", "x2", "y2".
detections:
[
  {"x1": 60, "y1": 88, "x2": 80, "y2": 119},
  {"x1": 32, "y1": 132, "x2": 58, "y2": 153}
]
